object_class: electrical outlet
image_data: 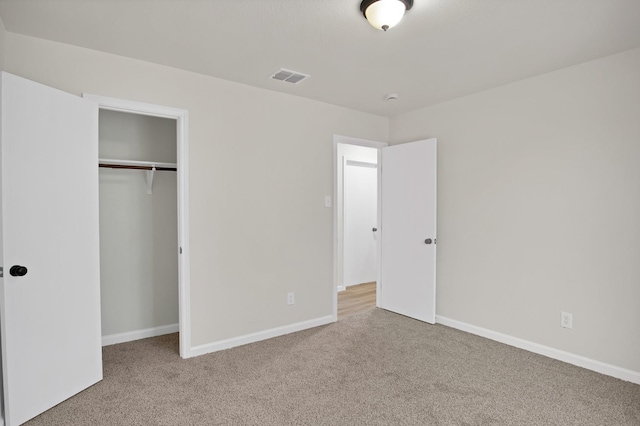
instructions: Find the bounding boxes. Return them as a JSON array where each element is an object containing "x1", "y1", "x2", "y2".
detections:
[
  {"x1": 287, "y1": 292, "x2": 295, "y2": 305},
  {"x1": 561, "y1": 311, "x2": 573, "y2": 329}
]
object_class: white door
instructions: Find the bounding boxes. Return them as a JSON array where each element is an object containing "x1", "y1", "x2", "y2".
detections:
[
  {"x1": 0, "y1": 72, "x2": 102, "y2": 425},
  {"x1": 379, "y1": 139, "x2": 437, "y2": 323},
  {"x1": 343, "y1": 159, "x2": 378, "y2": 287}
]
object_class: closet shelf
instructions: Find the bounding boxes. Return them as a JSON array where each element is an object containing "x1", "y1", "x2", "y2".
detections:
[{"x1": 98, "y1": 158, "x2": 177, "y2": 195}]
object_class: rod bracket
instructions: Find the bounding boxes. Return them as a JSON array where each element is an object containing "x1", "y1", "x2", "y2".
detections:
[{"x1": 145, "y1": 166, "x2": 156, "y2": 195}]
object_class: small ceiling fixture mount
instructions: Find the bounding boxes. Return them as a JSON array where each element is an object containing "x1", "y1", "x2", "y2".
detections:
[{"x1": 360, "y1": 0, "x2": 413, "y2": 32}]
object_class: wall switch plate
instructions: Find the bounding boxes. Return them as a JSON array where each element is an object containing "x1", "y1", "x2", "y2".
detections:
[
  {"x1": 561, "y1": 311, "x2": 573, "y2": 329},
  {"x1": 324, "y1": 195, "x2": 332, "y2": 208},
  {"x1": 287, "y1": 292, "x2": 295, "y2": 305}
]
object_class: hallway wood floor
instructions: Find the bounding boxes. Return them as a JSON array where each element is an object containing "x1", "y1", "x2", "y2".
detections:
[{"x1": 338, "y1": 282, "x2": 376, "y2": 319}]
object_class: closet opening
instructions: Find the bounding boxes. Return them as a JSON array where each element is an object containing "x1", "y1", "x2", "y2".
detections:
[{"x1": 86, "y1": 94, "x2": 191, "y2": 358}]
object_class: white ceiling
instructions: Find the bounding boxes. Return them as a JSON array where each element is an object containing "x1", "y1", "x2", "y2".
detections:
[{"x1": 1, "y1": 0, "x2": 639, "y2": 117}]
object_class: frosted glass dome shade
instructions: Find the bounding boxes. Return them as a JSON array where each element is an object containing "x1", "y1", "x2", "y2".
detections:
[{"x1": 362, "y1": 0, "x2": 411, "y2": 31}]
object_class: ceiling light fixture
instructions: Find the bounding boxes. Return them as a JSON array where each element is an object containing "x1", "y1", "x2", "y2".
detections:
[{"x1": 360, "y1": 0, "x2": 413, "y2": 32}]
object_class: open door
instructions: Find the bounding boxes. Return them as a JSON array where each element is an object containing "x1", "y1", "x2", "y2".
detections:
[
  {"x1": 0, "y1": 72, "x2": 102, "y2": 425},
  {"x1": 379, "y1": 139, "x2": 437, "y2": 323}
]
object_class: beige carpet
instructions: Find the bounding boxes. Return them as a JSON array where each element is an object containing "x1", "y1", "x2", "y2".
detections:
[{"x1": 27, "y1": 308, "x2": 640, "y2": 425}]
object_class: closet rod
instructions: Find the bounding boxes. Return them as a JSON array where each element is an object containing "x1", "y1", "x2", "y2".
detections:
[
  {"x1": 98, "y1": 158, "x2": 177, "y2": 172},
  {"x1": 99, "y1": 163, "x2": 176, "y2": 172}
]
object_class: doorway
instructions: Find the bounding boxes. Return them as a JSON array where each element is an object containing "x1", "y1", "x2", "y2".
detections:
[
  {"x1": 85, "y1": 94, "x2": 191, "y2": 358},
  {"x1": 343, "y1": 158, "x2": 377, "y2": 288},
  {"x1": 333, "y1": 135, "x2": 388, "y2": 320}
]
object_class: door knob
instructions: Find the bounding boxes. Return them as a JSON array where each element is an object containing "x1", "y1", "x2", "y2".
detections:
[
  {"x1": 10, "y1": 265, "x2": 28, "y2": 277},
  {"x1": 424, "y1": 239, "x2": 433, "y2": 245},
  {"x1": 372, "y1": 228, "x2": 377, "y2": 232}
]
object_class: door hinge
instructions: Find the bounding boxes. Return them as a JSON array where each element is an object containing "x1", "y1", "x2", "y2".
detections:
[{"x1": 0, "y1": 267, "x2": 3, "y2": 277}]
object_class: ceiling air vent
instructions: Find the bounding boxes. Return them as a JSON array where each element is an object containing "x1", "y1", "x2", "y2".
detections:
[{"x1": 270, "y1": 68, "x2": 309, "y2": 84}]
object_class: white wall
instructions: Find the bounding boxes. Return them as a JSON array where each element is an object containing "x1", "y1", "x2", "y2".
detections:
[
  {"x1": 4, "y1": 33, "x2": 389, "y2": 347},
  {"x1": 0, "y1": 15, "x2": 5, "y2": 70},
  {"x1": 390, "y1": 48, "x2": 640, "y2": 373},
  {"x1": 335, "y1": 143, "x2": 379, "y2": 289},
  {"x1": 0, "y1": 17, "x2": 5, "y2": 417},
  {"x1": 343, "y1": 160, "x2": 377, "y2": 287},
  {"x1": 98, "y1": 110, "x2": 178, "y2": 337}
]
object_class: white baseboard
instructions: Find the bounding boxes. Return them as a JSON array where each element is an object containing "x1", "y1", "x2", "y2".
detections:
[
  {"x1": 188, "y1": 315, "x2": 334, "y2": 358},
  {"x1": 436, "y1": 315, "x2": 640, "y2": 385},
  {"x1": 337, "y1": 285, "x2": 346, "y2": 292},
  {"x1": 102, "y1": 323, "x2": 179, "y2": 346}
]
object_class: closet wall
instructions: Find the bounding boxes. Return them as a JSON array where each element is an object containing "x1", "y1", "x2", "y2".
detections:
[{"x1": 98, "y1": 110, "x2": 178, "y2": 339}]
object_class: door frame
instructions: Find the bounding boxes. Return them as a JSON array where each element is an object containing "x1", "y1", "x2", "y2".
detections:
[
  {"x1": 84, "y1": 94, "x2": 191, "y2": 358},
  {"x1": 332, "y1": 135, "x2": 387, "y2": 321}
]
